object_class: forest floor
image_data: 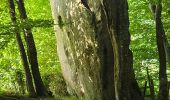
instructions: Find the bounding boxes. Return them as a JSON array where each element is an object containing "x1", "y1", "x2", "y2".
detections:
[
  {"x1": 0, "y1": 94, "x2": 54, "y2": 100},
  {"x1": 0, "y1": 93, "x2": 77, "y2": 100},
  {"x1": 0, "y1": 95, "x2": 63, "y2": 100}
]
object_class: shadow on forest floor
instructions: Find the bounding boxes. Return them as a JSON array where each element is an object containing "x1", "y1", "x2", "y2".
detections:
[
  {"x1": 0, "y1": 94, "x2": 52, "y2": 100},
  {"x1": 0, "y1": 93, "x2": 78, "y2": 100}
]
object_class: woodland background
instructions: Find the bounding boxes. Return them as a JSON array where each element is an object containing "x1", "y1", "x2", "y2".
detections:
[{"x1": 0, "y1": 0, "x2": 170, "y2": 100}]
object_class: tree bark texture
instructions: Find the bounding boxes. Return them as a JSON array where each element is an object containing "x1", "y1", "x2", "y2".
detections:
[
  {"x1": 16, "y1": 0, "x2": 47, "y2": 96},
  {"x1": 102, "y1": 1, "x2": 143, "y2": 99},
  {"x1": 50, "y1": 0, "x2": 142, "y2": 100},
  {"x1": 8, "y1": 0, "x2": 36, "y2": 97}
]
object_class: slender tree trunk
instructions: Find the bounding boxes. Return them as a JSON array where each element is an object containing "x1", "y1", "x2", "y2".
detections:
[
  {"x1": 164, "y1": 35, "x2": 170, "y2": 65},
  {"x1": 146, "y1": 67, "x2": 155, "y2": 100},
  {"x1": 149, "y1": 2, "x2": 169, "y2": 100},
  {"x1": 8, "y1": 0, "x2": 36, "y2": 97},
  {"x1": 155, "y1": 4, "x2": 169, "y2": 100},
  {"x1": 16, "y1": 0, "x2": 47, "y2": 96},
  {"x1": 143, "y1": 81, "x2": 147, "y2": 97}
]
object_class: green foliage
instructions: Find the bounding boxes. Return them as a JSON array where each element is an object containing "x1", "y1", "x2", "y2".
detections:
[
  {"x1": 63, "y1": 96, "x2": 79, "y2": 100},
  {"x1": 0, "y1": 0, "x2": 66, "y2": 98},
  {"x1": 15, "y1": 69, "x2": 25, "y2": 94},
  {"x1": 0, "y1": 0, "x2": 14, "y2": 48},
  {"x1": 46, "y1": 72, "x2": 68, "y2": 98},
  {"x1": 129, "y1": 0, "x2": 170, "y2": 97}
]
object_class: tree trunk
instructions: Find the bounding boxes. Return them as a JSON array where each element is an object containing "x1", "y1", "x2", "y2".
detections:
[
  {"x1": 8, "y1": 0, "x2": 36, "y2": 97},
  {"x1": 16, "y1": 0, "x2": 47, "y2": 96},
  {"x1": 155, "y1": 3, "x2": 169, "y2": 100},
  {"x1": 143, "y1": 81, "x2": 147, "y2": 97},
  {"x1": 164, "y1": 35, "x2": 170, "y2": 65},
  {"x1": 146, "y1": 67, "x2": 155, "y2": 100},
  {"x1": 50, "y1": 0, "x2": 142, "y2": 99},
  {"x1": 102, "y1": 0, "x2": 143, "y2": 99}
]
